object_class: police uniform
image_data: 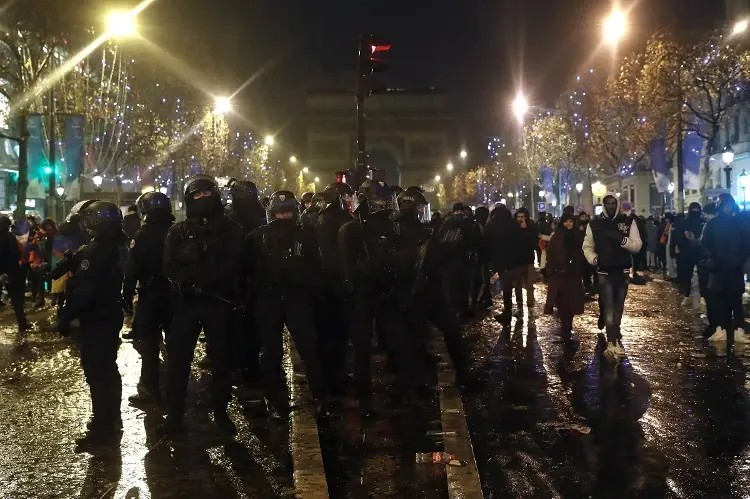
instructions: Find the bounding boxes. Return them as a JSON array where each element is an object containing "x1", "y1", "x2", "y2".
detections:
[
  {"x1": 314, "y1": 183, "x2": 354, "y2": 395},
  {"x1": 125, "y1": 192, "x2": 174, "y2": 404},
  {"x1": 246, "y1": 191, "x2": 328, "y2": 417},
  {"x1": 339, "y1": 180, "x2": 417, "y2": 416},
  {"x1": 161, "y1": 176, "x2": 243, "y2": 435},
  {"x1": 52, "y1": 201, "x2": 125, "y2": 449}
]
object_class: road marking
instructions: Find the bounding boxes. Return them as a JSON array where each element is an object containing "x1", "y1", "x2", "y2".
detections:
[
  {"x1": 431, "y1": 329, "x2": 484, "y2": 499},
  {"x1": 284, "y1": 331, "x2": 330, "y2": 499}
]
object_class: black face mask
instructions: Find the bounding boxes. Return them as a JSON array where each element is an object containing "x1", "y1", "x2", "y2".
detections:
[{"x1": 189, "y1": 197, "x2": 219, "y2": 218}]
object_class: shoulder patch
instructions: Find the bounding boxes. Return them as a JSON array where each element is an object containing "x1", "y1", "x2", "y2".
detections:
[{"x1": 80, "y1": 259, "x2": 90, "y2": 271}]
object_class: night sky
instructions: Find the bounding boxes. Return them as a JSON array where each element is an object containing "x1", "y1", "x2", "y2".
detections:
[{"x1": 140, "y1": 0, "x2": 729, "y2": 143}]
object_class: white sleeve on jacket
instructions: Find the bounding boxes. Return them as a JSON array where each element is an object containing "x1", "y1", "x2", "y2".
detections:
[
  {"x1": 622, "y1": 221, "x2": 643, "y2": 254},
  {"x1": 583, "y1": 224, "x2": 598, "y2": 266}
]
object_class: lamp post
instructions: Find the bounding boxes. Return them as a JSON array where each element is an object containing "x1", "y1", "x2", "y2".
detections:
[
  {"x1": 723, "y1": 142, "x2": 735, "y2": 191},
  {"x1": 668, "y1": 182, "x2": 675, "y2": 212},
  {"x1": 575, "y1": 182, "x2": 583, "y2": 206}
]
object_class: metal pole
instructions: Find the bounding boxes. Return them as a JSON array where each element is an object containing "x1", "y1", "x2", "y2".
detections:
[
  {"x1": 355, "y1": 96, "x2": 367, "y2": 188},
  {"x1": 48, "y1": 53, "x2": 56, "y2": 219},
  {"x1": 14, "y1": 116, "x2": 28, "y2": 223}
]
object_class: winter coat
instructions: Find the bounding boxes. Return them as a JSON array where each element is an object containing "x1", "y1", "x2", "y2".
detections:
[
  {"x1": 544, "y1": 229, "x2": 585, "y2": 316},
  {"x1": 645, "y1": 220, "x2": 658, "y2": 252},
  {"x1": 702, "y1": 214, "x2": 750, "y2": 294},
  {"x1": 486, "y1": 211, "x2": 526, "y2": 272},
  {"x1": 671, "y1": 213, "x2": 705, "y2": 261}
]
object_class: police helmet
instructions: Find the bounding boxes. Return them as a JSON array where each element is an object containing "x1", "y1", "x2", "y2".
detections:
[
  {"x1": 260, "y1": 196, "x2": 270, "y2": 209},
  {"x1": 301, "y1": 191, "x2": 314, "y2": 207},
  {"x1": 392, "y1": 185, "x2": 404, "y2": 197},
  {"x1": 184, "y1": 175, "x2": 222, "y2": 217},
  {"x1": 311, "y1": 193, "x2": 326, "y2": 210},
  {"x1": 136, "y1": 191, "x2": 172, "y2": 221},
  {"x1": 323, "y1": 182, "x2": 354, "y2": 211},
  {"x1": 267, "y1": 190, "x2": 300, "y2": 222},
  {"x1": 229, "y1": 179, "x2": 259, "y2": 201},
  {"x1": 66, "y1": 199, "x2": 99, "y2": 223},
  {"x1": 354, "y1": 179, "x2": 396, "y2": 215},
  {"x1": 397, "y1": 188, "x2": 430, "y2": 221},
  {"x1": 81, "y1": 201, "x2": 123, "y2": 239}
]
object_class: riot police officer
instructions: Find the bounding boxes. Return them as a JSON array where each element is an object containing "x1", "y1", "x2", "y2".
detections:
[
  {"x1": 338, "y1": 180, "x2": 417, "y2": 417},
  {"x1": 300, "y1": 192, "x2": 325, "y2": 233},
  {"x1": 226, "y1": 178, "x2": 266, "y2": 234},
  {"x1": 246, "y1": 191, "x2": 329, "y2": 418},
  {"x1": 225, "y1": 178, "x2": 266, "y2": 390},
  {"x1": 301, "y1": 191, "x2": 314, "y2": 211},
  {"x1": 161, "y1": 175, "x2": 244, "y2": 436},
  {"x1": 315, "y1": 182, "x2": 354, "y2": 395},
  {"x1": 395, "y1": 188, "x2": 472, "y2": 387},
  {"x1": 52, "y1": 201, "x2": 125, "y2": 451},
  {"x1": 126, "y1": 191, "x2": 174, "y2": 406}
]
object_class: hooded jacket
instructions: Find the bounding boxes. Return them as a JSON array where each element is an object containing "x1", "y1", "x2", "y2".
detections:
[{"x1": 583, "y1": 195, "x2": 642, "y2": 274}]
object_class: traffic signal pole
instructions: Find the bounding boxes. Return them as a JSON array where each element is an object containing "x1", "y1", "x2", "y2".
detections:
[{"x1": 355, "y1": 95, "x2": 367, "y2": 190}]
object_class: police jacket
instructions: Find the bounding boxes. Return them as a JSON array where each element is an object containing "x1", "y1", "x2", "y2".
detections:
[
  {"x1": 583, "y1": 200, "x2": 642, "y2": 274},
  {"x1": 163, "y1": 214, "x2": 243, "y2": 297},
  {"x1": 246, "y1": 219, "x2": 319, "y2": 289},
  {"x1": 226, "y1": 200, "x2": 266, "y2": 236},
  {"x1": 315, "y1": 205, "x2": 353, "y2": 275},
  {"x1": 338, "y1": 212, "x2": 417, "y2": 293},
  {"x1": 124, "y1": 220, "x2": 172, "y2": 293},
  {"x1": 0, "y1": 230, "x2": 21, "y2": 278},
  {"x1": 51, "y1": 237, "x2": 123, "y2": 318}
]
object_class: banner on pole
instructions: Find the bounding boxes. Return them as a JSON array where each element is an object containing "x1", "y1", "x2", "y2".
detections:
[
  {"x1": 683, "y1": 123, "x2": 703, "y2": 190},
  {"x1": 26, "y1": 114, "x2": 45, "y2": 183},
  {"x1": 649, "y1": 137, "x2": 670, "y2": 193},
  {"x1": 63, "y1": 114, "x2": 85, "y2": 181}
]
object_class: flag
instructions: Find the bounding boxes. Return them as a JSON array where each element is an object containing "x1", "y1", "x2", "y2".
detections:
[
  {"x1": 63, "y1": 115, "x2": 85, "y2": 181},
  {"x1": 649, "y1": 137, "x2": 670, "y2": 193},
  {"x1": 683, "y1": 122, "x2": 703, "y2": 190}
]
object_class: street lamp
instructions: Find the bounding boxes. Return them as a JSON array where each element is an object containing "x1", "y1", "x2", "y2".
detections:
[
  {"x1": 459, "y1": 150, "x2": 467, "y2": 160},
  {"x1": 106, "y1": 10, "x2": 137, "y2": 37},
  {"x1": 723, "y1": 142, "x2": 735, "y2": 189},
  {"x1": 213, "y1": 96, "x2": 232, "y2": 115},
  {"x1": 435, "y1": 175, "x2": 441, "y2": 182},
  {"x1": 576, "y1": 182, "x2": 584, "y2": 206},
  {"x1": 446, "y1": 162, "x2": 454, "y2": 171},
  {"x1": 264, "y1": 135, "x2": 275, "y2": 146},
  {"x1": 512, "y1": 94, "x2": 529, "y2": 124},
  {"x1": 92, "y1": 174, "x2": 103, "y2": 192},
  {"x1": 603, "y1": 10, "x2": 627, "y2": 45},
  {"x1": 314, "y1": 177, "x2": 320, "y2": 183},
  {"x1": 289, "y1": 156, "x2": 297, "y2": 163},
  {"x1": 302, "y1": 166, "x2": 309, "y2": 173},
  {"x1": 733, "y1": 19, "x2": 749, "y2": 36},
  {"x1": 538, "y1": 190, "x2": 546, "y2": 198},
  {"x1": 56, "y1": 186, "x2": 65, "y2": 197}
]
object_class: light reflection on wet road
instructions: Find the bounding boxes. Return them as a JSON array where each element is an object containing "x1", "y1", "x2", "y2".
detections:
[
  {"x1": 464, "y1": 274, "x2": 750, "y2": 498},
  {"x1": 2, "y1": 274, "x2": 750, "y2": 497}
]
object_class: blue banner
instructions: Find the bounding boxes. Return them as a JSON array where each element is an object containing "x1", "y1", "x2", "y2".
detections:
[
  {"x1": 26, "y1": 114, "x2": 45, "y2": 181},
  {"x1": 649, "y1": 137, "x2": 670, "y2": 193},
  {"x1": 63, "y1": 114, "x2": 84, "y2": 181}
]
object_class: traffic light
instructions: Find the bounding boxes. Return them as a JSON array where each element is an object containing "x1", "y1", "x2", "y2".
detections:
[{"x1": 357, "y1": 35, "x2": 391, "y2": 100}]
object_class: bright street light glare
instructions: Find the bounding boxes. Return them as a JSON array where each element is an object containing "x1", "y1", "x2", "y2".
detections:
[
  {"x1": 264, "y1": 135, "x2": 275, "y2": 146},
  {"x1": 213, "y1": 96, "x2": 232, "y2": 115},
  {"x1": 289, "y1": 155, "x2": 297, "y2": 163},
  {"x1": 733, "y1": 19, "x2": 749, "y2": 36},
  {"x1": 603, "y1": 10, "x2": 627, "y2": 45},
  {"x1": 314, "y1": 177, "x2": 320, "y2": 183},
  {"x1": 56, "y1": 186, "x2": 65, "y2": 197},
  {"x1": 512, "y1": 94, "x2": 529, "y2": 124},
  {"x1": 576, "y1": 182, "x2": 584, "y2": 193},
  {"x1": 92, "y1": 175, "x2": 103, "y2": 187},
  {"x1": 446, "y1": 162, "x2": 454, "y2": 171},
  {"x1": 106, "y1": 10, "x2": 137, "y2": 37},
  {"x1": 459, "y1": 150, "x2": 467, "y2": 159},
  {"x1": 302, "y1": 166, "x2": 309, "y2": 173},
  {"x1": 434, "y1": 175, "x2": 441, "y2": 182}
]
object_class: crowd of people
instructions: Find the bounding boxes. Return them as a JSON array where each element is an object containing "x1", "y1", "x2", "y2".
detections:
[{"x1": 0, "y1": 175, "x2": 747, "y2": 455}]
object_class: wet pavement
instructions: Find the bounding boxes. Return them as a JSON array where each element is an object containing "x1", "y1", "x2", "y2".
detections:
[
  {"x1": 2, "y1": 273, "x2": 750, "y2": 498},
  {"x1": 464, "y1": 274, "x2": 750, "y2": 498}
]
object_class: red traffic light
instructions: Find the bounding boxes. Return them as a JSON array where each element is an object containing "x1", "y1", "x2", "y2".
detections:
[{"x1": 370, "y1": 43, "x2": 391, "y2": 54}]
